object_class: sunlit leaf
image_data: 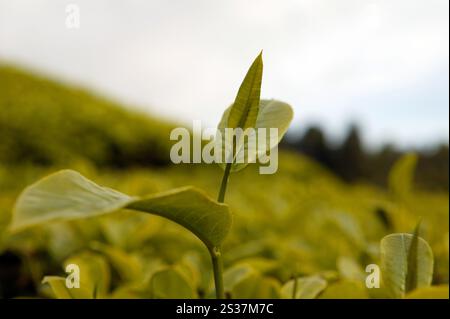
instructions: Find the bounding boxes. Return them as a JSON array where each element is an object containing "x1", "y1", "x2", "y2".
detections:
[
  {"x1": 11, "y1": 170, "x2": 131, "y2": 230},
  {"x1": 11, "y1": 170, "x2": 232, "y2": 249},
  {"x1": 380, "y1": 232, "x2": 433, "y2": 298}
]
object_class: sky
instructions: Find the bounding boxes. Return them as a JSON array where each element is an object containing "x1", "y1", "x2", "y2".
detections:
[{"x1": 0, "y1": 0, "x2": 448, "y2": 149}]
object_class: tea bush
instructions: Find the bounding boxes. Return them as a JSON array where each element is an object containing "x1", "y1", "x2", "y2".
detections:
[{"x1": 0, "y1": 60, "x2": 448, "y2": 299}]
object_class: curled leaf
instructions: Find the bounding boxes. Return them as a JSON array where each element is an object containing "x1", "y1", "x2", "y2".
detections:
[{"x1": 380, "y1": 232, "x2": 433, "y2": 298}]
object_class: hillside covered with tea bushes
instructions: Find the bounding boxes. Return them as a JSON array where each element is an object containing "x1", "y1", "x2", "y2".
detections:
[
  {"x1": 0, "y1": 65, "x2": 175, "y2": 168},
  {"x1": 0, "y1": 65, "x2": 448, "y2": 298}
]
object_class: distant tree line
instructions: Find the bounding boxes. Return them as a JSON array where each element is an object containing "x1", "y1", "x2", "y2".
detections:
[{"x1": 283, "y1": 125, "x2": 449, "y2": 191}]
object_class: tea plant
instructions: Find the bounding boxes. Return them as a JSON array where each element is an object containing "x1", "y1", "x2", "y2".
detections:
[
  {"x1": 9, "y1": 52, "x2": 294, "y2": 299},
  {"x1": 6, "y1": 59, "x2": 448, "y2": 300}
]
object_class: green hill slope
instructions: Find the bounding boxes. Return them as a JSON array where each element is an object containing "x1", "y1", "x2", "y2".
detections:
[{"x1": 0, "y1": 65, "x2": 175, "y2": 167}]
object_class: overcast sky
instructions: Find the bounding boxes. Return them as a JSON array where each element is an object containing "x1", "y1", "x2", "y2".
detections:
[{"x1": 0, "y1": 0, "x2": 448, "y2": 149}]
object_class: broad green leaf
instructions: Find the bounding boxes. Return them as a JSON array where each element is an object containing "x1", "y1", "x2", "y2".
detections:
[
  {"x1": 42, "y1": 276, "x2": 92, "y2": 299},
  {"x1": 127, "y1": 188, "x2": 231, "y2": 249},
  {"x1": 217, "y1": 99, "x2": 293, "y2": 172},
  {"x1": 281, "y1": 275, "x2": 327, "y2": 299},
  {"x1": 11, "y1": 170, "x2": 131, "y2": 230},
  {"x1": 388, "y1": 153, "x2": 418, "y2": 199},
  {"x1": 380, "y1": 233, "x2": 434, "y2": 298},
  {"x1": 11, "y1": 170, "x2": 232, "y2": 249},
  {"x1": 149, "y1": 268, "x2": 196, "y2": 299},
  {"x1": 406, "y1": 285, "x2": 449, "y2": 299}
]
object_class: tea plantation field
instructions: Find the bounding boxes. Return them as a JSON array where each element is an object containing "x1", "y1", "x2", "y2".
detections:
[{"x1": 0, "y1": 65, "x2": 448, "y2": 298}]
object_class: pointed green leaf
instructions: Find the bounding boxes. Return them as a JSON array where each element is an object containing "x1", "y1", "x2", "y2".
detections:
[
  {"x1": 11, "y1": 170, "x2": 132, "y2": 230},
  {"x1": 227, "y1": 51, "x2": 263, "y2": 130},
  {"x1": 380, "y1": 233, "x2": 434, "y2": 298},
  {"x1": 11, "y1": 170, "x2": 232, "y2": 248},
  {"x1": 215, "y1": 52, "x2": 263, "y2": 170},
  {"x1": 281, "y1": 275, "x2": 327, "y2": 299}
]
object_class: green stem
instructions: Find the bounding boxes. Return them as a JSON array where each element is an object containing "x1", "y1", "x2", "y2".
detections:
[
  {"x1": 218, "y1": 162, "x2": 232, "y2": 203},
  {"x1": 209, "y1": 162, "x2": 233, "y2": 299},
  {"x1": 210, "y1": 246, "x2": 225, "y2": 299},
  {"x1": 291, "y1": 274, "x2": 298, "y2": 299}
]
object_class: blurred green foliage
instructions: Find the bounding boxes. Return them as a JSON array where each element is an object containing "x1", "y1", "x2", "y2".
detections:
[{"x1": 0, "y1": 65, "x2": 448, "y2": 298}]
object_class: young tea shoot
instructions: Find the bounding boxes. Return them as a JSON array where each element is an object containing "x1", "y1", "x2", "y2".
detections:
[{"x1": 10, "y1": 52, "x2": 294, "y2": 299}]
